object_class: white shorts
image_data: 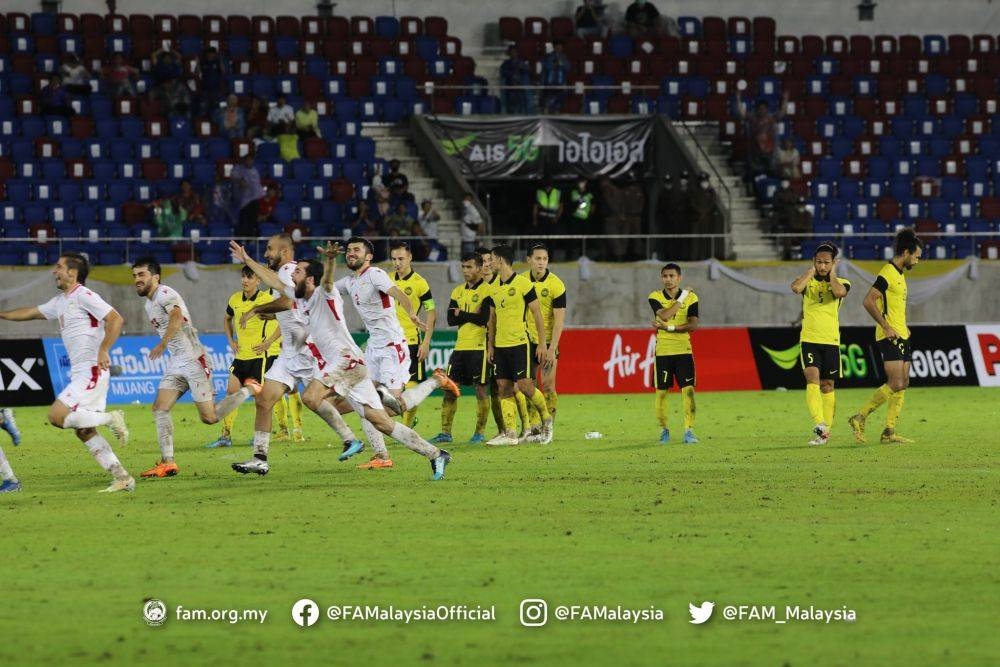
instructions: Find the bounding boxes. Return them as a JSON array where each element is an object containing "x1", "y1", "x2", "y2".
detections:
[
  {"x1": 159, "y1": 354, "x2": 215, "y2": 403},
  {"x1": 364, "y1": 340, "x2": 411, "y2": 391},
  {"x1": 58, "y1": 366, "x2": 110, "y2": 412},
  {"x1": 265, "y1": 350, "x2": 318, "y2": 392}
]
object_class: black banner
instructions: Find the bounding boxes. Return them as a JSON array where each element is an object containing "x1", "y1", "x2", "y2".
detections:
[
  {"x1": 0, "y1": 339, "x2": 55, "y2": 406},
  {"x1": 428, "y1": 115, "x2": 653, "y2": 180},
  {"x1": 749, "y1": 326, "x2": 977, "y2": 389}
]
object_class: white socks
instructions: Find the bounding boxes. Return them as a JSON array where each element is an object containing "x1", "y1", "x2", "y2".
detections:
[
  {"x1": 314, "y1": 401, "x2": 356, "y2": 442},
  {"x1": 84, "y1": 434, "x2": 128, "y2": 479},
  {"x1": 389, "y1": 422, "x2": 439, "y2": 460},
  {"x1": 216, "y1": 387, "x2": 252, "y2": 420},
  {"x1": 400, "y1": 377, "x2": 438, "y2": 411},
  {"x1": 62, "y1": 409, "x2": 112, "y2": 429},
  {"x1": 360, "y1": 417, "x2": 390, "y2": 457},
  {"x1": 0, "y1": 445, "x2": 16, "y2": 482},
  {"x1": 153, "y1": 410, "x2": 174, "y2": 461},
  {"x1": 252, "y1": 430, "x2": 270, "y2": 460}
]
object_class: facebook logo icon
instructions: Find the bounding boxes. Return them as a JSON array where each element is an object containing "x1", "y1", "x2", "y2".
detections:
[{"x1": 291, "y1": 599, "x2": 320, "y2": 627}]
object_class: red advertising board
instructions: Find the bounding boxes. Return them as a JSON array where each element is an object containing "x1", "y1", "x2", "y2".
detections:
[{"x1": 557, "y1": 327, "x2": 761, "y2": 393}]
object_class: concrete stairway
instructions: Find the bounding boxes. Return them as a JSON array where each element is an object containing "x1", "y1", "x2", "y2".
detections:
[
  {"x1": 361, "y1": 124, "x2": 462, "y2": 258},
  {"x1": 676, "y1": 122, "x2": 780, "y2": 260}
]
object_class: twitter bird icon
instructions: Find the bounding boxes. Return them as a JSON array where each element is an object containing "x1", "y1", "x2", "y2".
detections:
[{"x1": 689, "y1": 601, "x2": 715, "y2": 624}]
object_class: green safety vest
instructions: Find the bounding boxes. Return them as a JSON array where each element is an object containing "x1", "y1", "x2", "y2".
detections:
[
  {"x1": 570, "y1": 191, "x2": 593, "y2": 220},
  {"x1": 536, "y1": 188, "x2": 561, "y2": 218}
]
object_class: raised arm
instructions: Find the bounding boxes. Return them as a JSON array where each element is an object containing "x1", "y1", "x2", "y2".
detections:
[
  {"x1": 791, "y1": 266, "x2": 815, "y2": 294},
  {"x1": 828, "y1": 261, "x2": 848, "y2": 298},
  {"x1": 229, "y1": 241, "x2": 285, "y2": 293},
  {"x1": 0, "y1": 306, "x2": 45, "y2": 321}
]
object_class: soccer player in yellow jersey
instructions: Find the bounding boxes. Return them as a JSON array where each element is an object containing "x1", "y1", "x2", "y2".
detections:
[
  {"x1": 849, "y1": 228, "x2": 923, "y2": 444},
  {"x1": 485, "y1": 245, "x2": 553, "y2": 446},
  {"x1": 477, "y1": 245, "x2": 507, "y2": 434},
  {"x1": 430, "y1": 252, "x2": 492, "y2": 444},
  {"x1": 648, "y1": 263, "x2": 700, "y2": 444},
  {"x1": 390, "y1": 242, "x2": 437, "y2": 427},
  {"x1": 522, "y1": 243, "x2": 567, "y2": 423},
  {"x1": 791, "y1": 242, "x2": 850, "y2": 445},
  {"x1": 206, "y1": 265, "x2": 285, "y2": 448}
]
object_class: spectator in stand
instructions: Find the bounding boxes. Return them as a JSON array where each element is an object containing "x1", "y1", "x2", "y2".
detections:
[
  {"x1": 216, "y1": 94, "x2": 246, "y2": 139},
  {"x1": 207, "y1": 175, "x2": 237, "y2": 229},
  {"x1": 160, "y1": 79, "x2": 191, "y2": 117},
  {"x1": 353, "y1": 201, "x2": 381, "y2": 235},
  {"x1": 103, "y1": 53, "x2": 138, "y2": 97},
  {"x1": 575, "y1": 0, "x2": 608, "y2": 38},
  {"x1": 267, "y1": 94, "x2": 295, "y2": 137},
  {"x1": 621, "y1": 172, "x2": 646, "y2": 260},
  {"x1": 736, "y1": 90, "x2": 790, "y2": 178},
  {"x1": 244, "y1": 96, "x2": 267, "y2": 141},
  {"x1": 40, "y1": 75, "x2": 75, "y2": 116},
  {"x1": 499, "y1": 44, "x2": 532, "y2": 114},
  {"x1": 385, "y1": 202, "x2": 416, "y2": 237},
  {"x1": 624, "y1": 0, "x2": 674, "y2": 38},
  {"x1": 541, "y1": 41, "x2": 570, "y2": 114},
  {"x1": 599, "y1": 176, "x2": 627, "y2": 261},
  {"x1": 60, "y1": 54, "x2": 91, "y2": 95},
  {"x1": 257, "y1": 184, "x2": 279, "y2": 223},
  {"x1": 417, "y1": 198, "x2": 440, "y2": 240},
  {"x1": 196, "y1": 47, "x2": 225, "y2": 117},
  {"x1": 150, "y1": 45, "x2": 183, "y2": 92},
  {"x1": 277, "y1": 128, "x2": 301, "y2": 162},
  {"x1": 374, "y1": 188, "x2": 393, "y2": 221},
  {"x1": 774, "y1": 136, "x2": 802, "y2": 180},
  {"x1": 460, "y1": 193, "x2": 484, "y2": 256},
  {"x1": 176, "y1": 180, "x2": 205, "y2": 226},
  {"x1": 294, "y1": 100, "x2": 321, "y2": 140},
  {"x1": 151, "y1": 196, "x2": 188, "y2": 238},
  {"x1": 229, "y1": 153, "x2": 265, "y2": 240},
  {"x1": 690, "y1": 173, "x2": 717, "y2": 229},
  {"x1": 385, "y1": 159, "x2": 410, "y2": 201}
]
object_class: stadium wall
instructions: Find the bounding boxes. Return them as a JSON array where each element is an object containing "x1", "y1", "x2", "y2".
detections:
[
  {"x1": 5, "y1": 1, "x2": 1000, "y2": 53},
  {"x1": 1, "y1": 260, "x2": 998, "y2": 338}
]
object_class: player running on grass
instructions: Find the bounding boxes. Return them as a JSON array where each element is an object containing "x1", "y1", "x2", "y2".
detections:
[
  {"x1": 849, "y1": 228, "x2": 923, "y2": 445},
  {"x1": 132, "y1": 256, "x2": 261, "y2": 479},
  {"x1": 226, "y1": 233, "x2": 362, "y2": 475},
  {"x1": 0, "y1": 253, "x2": 132, "y2": 492},
  {"x1": 231, "y1": 240, "x2": 452, "y2": 480},
  {"x1": 791, "y1": 242, "x2": 851, "y2": 445}
]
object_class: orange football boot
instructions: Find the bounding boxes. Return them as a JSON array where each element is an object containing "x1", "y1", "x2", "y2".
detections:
[
  {"x1": 357, "y1": 456, "x2": 394, "y2": 470},
  {"x1": 140, "y1": 461, "x2": 180, "y2": 478},
  {"x1": 434, "y1": 368, "x2": 460, "y2": 397}
]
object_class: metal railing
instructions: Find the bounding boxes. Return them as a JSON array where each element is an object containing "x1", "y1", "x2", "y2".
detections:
[{"x1": 3, "y1": 232, "x2": 996, "y2": 265}]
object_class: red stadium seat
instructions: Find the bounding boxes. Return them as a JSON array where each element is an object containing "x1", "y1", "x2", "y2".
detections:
[
  {"x1": 425, "y1": 17, "x2": 448, "y2": 38},
  {"x1": 499, "y1": 17, "x2": 523, "y2": 42},
  {"x1": 326, "y1": 17, "x2": 349, "y2": 40},
  {"x1": 399, "y1": 16, "x2": 423, "y2": 37},
  {"x1": 228, "y1": 16, "x2": 252, "y2": 37}
]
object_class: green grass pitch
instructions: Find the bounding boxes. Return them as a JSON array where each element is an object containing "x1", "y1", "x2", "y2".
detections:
[{"x1": 1, "y1": 387, "x2": 997, "y2": 666}]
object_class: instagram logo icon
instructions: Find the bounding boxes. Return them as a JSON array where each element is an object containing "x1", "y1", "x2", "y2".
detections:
[{"x1": 519, "y1": 599, "x2": 548, "y2": 627}]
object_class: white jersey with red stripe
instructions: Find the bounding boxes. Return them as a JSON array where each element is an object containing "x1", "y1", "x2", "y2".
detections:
[
  {"x1": 37, "y1": 284, "x2": 114, "y2": 374},
  {"x1": 336, "y1": 267, "x2": 405, "y2": 348},
  {"x1": 275, "y1": 261, "x2": 311, "y2": 352},
  {"x1": 144, "y1": 284, "x2": 205, "y2": 362},
  {"x1": 288, "y1": 284, "x2": 364, "y2": 369}
]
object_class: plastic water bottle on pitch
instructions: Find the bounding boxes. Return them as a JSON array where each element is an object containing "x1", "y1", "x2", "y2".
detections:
[{"x1": 585, "y1": 431, "x2": 603, "y2": 440}]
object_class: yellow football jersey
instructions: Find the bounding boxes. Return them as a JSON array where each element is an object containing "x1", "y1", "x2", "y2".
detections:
[
  {"x1": 226, "y1": 289, "x2": 282, "y2": 360},
  {"x1": 647, "y1": 289, "x2": 700, "y2": 355},
  {"x1": 873, "y1": 262, "x2": 910, "y2": 341},
  {"x1": 800, "y1": 276, "x2": 851, "y2": 345},
  {"x1": 448, "y1": 279, "x2": 490, "y2": 351},
  {"x1": 393, "y1": 270, "x2": 435, "y2": 345},
  {"x1": 521, "y1": 269, "x2": 567, "y2": 345},
  {"x1": 489, "y1": 273, "x2": 536, "y2": 348}
]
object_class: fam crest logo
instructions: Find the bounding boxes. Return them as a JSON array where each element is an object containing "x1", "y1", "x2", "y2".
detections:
[{"x1": 507, "y1": 287, "x2": 517, "y2": 296}]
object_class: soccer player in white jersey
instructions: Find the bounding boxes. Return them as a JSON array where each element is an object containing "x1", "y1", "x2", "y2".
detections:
[
  {"x1": 337, "y1": 237, "x2": 459, "y2": 414},
  {"x1": 231, "y1": 240, "x2": 452, "y2": 480},
  {"x1": 0, "y1": 252, "x2": 133, "y2": 492},
  {"x1": 226, "y1": 234, "x2": 362, "y2": 475},
  {"x1": 131, "y1": 256, "x2": 261, "y2": 479}
]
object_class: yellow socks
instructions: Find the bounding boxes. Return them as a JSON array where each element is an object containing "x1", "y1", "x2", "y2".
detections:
[
  {"x1": 886, "y1": 390, "x2": 905, "y2": 429},
  {"x1": 287, "y1": 391, "x2": 303, "y2": 430},
  {"x1": 475, "y1": 396, "x2": 489, "y2": 434},
  {"x1": 273, "y1": 394, "x2": 288, "y2": 432},
  {"x1": 681, "y1": 386, "x2": 696, "y2": 430},
  {"x1": 806, "y1": 383, "x2": 824, "y2": 425},
  {"x1": 527, "y1": 388, "x2": 550, "y2": 422},
  {"x1": 655, "y1": 389, "x2": 668, "y2": 428},
  {"x1": 822, "y1": 391, "x2": 836, "y2": 426},
  {"x1": 543, "y1": 390, "x2": 558, "y2": 420},
  {"x1": 222, "y1": 408, "x2": 237, "y2": 438},
  {"x1": 403, "y1": 381, "x2": 418, "y2": 427},
  {"x1": 491, "y1": 392, "x2": 505, "y2": 432},
  {"x1": 500, "y1": 397, "x2": 518, "y2": 436},
  {"x1": 514, "y1": 391, "x2": 530, "y2": 432},
  {"x1": 441, "y1": 397, "x2": 458, "y2": 434},
  {"x1": 860, "y1": 384, "x2": 893, "y2": 417}
]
